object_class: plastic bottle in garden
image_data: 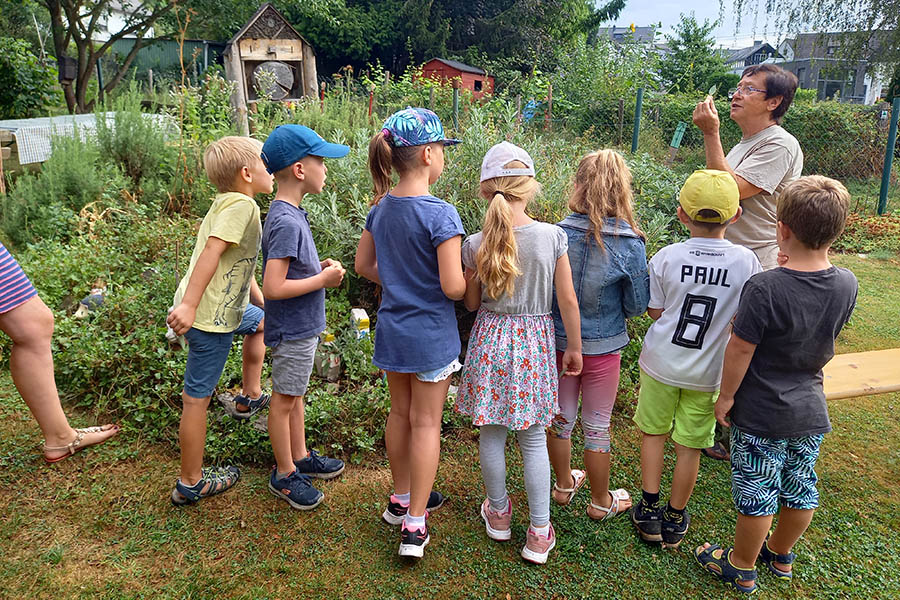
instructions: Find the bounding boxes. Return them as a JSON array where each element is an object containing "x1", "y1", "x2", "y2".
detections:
[
  {"x1": 314, "y1": 331, "x2": 341, "y2": 381},
  {"x1": 351, "y1": 308, "x2": 370, "y2": 339}
]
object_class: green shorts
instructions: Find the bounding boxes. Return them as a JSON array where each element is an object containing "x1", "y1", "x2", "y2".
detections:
[{"x1": 632, "y1": 369, "x2": 718, "y2": 449}]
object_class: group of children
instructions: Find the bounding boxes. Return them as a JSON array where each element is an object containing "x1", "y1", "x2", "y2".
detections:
[{"x1": 166, "y1": 106, "x2": 858, "y2": 592}]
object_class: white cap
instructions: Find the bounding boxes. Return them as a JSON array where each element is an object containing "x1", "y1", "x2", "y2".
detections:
[{"x1": 480, "y1": 141, "x2": 535, "y2": 182}]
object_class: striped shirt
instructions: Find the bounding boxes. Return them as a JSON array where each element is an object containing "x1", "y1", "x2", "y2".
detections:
[{"x1": 0, "y1": 243, "x2": 37, "y2": 313}]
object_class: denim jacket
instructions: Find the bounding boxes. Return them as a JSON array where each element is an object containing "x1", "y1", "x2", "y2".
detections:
[{"x1": 552, "y1": 214, "x2": 650, "y2": 355}]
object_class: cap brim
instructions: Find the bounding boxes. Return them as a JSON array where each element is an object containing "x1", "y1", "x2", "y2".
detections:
[{"x1": 312, "y1": 142, "x2": 351, "y2": 158}]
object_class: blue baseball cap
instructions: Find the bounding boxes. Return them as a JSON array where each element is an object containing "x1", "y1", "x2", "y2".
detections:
[
  {"x1": 382, "y1": 107, "x2": 461, "y2": 147},
  {"x1": 261, "y1": 125, "x2": 350, "y2": 174}
]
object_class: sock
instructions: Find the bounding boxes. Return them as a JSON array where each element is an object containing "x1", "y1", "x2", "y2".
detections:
[
  {"x1": 642, "y1": 490, "x2": 660, "y2": 507},
  {"x1": 488, "y1": 494, "x2": 509, "y2": 513},
  {"x1": 666, "y1": 503, "x2": 685, "y2": 515},
  {"x1": 275, "y1": 469, "x2": 294, "y2": 480},
  {"x1": 404, "y1": 512, "x2": 426, "y2": 529},
  {"x1": 530, "y1": 522, "x2": 550, "y2": 536},
  {"x1": 392, "y1": 491, "x2": 410, "y2": 505}
]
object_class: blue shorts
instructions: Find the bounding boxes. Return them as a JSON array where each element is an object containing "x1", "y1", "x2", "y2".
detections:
[
  {"x1": 730, "y1": 426, "x2": 825, "y2": 517},
  {"x1": 183, "y1": 304, "x2": 264, "y2": 399},
  {"x1": 415, "y1": 359, "x2": 462, "y2": 383}
]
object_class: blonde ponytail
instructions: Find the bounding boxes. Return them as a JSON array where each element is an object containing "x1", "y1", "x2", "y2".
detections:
[{"x1": 476, "y1": 192, "x2": 520, "y2": 300}]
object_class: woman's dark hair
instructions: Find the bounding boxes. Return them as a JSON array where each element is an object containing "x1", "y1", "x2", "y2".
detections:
[{"x1": 741, "y1": 64, "x2": 798, "y2": 124}]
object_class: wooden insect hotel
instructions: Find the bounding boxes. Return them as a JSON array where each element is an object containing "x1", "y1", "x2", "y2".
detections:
[{"x1": 223, "y1": 3, "x2": 318, "y2": 134}]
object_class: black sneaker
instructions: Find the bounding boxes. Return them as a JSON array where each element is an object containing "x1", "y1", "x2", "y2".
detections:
[
  {"x1": 398, "y1": 521, "x2": 430, "y2": 558},
  {"x1": 631, "y1": 499, "x2": 663, "y2": 543},
  {"x1": 661, "y1": 508, "x2": 691, "y2": 549},
  {"x1": 268, "y1": 469, "x2": 324, "y2": 511},
  {"x1": 294, "y1": 449, "x2": 345, "y2": 480},
  {"x1": 232, "y1": 393, "x2": 271, "y2": 420},
  {"x1": 382, "y1": 490, "x2": 446, "y2": 525}
]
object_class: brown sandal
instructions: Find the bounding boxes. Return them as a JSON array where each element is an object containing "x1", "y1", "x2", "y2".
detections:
[
  {"x1": 552, "y1": 469, "x2": 586, "y2": 505},
  {"x1": 43, "y1": 424, "x2": 120, "y2": 463}
]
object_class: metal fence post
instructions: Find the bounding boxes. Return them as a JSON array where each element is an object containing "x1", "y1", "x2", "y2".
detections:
[
  {"x1": 878, "y1": 97, "x2": 900, "y2": 215},
  {"x1": 452, "y1": 79, "x2": 460, "y2": 131},
  {"x1": 617, "y1": 98, "x2": 624, "y2": 146},
  {"x1": 631, "y1": 88, "x2": 644, "y2": 153}
]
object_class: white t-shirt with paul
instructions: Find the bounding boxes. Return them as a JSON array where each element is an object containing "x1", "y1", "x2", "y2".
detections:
[{"x1": 639, "y1": 238, "x2": 761, "y2": 392}]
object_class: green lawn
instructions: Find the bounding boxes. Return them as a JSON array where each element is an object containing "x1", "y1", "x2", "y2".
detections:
[{"x1": 1, "y1": 253, "x2": 898, "y2": 599}]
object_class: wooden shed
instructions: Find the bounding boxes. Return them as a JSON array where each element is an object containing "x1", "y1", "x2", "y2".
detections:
[
  {"x1": 420, "y1": 58, "x2": 494, "y2": 99},
  {"x1": 223, "y1": 3, "x2": 318, "y2": 134}
]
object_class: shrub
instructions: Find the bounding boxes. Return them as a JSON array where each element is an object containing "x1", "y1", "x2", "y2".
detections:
[{"x1": 0, "y1": 36, "x2": 59, "y2": 119}]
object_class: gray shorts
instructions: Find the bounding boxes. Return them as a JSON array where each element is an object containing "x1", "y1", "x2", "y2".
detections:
[{"x1": 271, "y1": 336, "x2": 318, "y2": 397}]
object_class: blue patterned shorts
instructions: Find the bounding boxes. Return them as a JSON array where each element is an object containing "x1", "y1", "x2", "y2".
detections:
[{"x1": 730, "y1": 426, "x2": 825, "y2": 517}]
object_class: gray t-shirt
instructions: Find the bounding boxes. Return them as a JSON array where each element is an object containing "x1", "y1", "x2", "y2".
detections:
[
  {"x1": 462, "y1": 222, "x2": 568, "y2": 315},
  {"x1": 725, "y1": 124, "x2": 803, "y2": 249},
  {"x1": 731, "y1": 266, "x2": 858, "y2": 438}
]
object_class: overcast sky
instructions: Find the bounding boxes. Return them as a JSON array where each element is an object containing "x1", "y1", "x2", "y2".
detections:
[{"x1": 607, "y1": 0, "x2": 789, "y2": 49}]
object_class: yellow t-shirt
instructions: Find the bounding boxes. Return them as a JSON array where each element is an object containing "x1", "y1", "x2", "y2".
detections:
[{"x1": 173, "y1": 192, "x2": 261, "y2": 333}]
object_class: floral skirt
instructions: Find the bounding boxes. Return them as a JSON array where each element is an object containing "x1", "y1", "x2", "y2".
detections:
[{"x1": 455, "y1": 308, "x2": 559, "y2": 430}]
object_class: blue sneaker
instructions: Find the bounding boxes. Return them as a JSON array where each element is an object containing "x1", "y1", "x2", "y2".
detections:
[
  {"x1": 232, "y1": 393, "x2": 271, "y2": 420},
  {"x1": 294, "y1": 449, "x2": 345, "y2": 480},
  {"x1": 268, "y1": 469, "x2": 323, "y2": 511}
]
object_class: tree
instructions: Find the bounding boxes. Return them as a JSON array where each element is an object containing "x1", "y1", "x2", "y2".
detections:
[
  {"x1": 42, "y1": 0, "x2": 174, "y2": 113},
  {"x1": 659, "y1": 13, "x2": 731, "y2": 94},
  {"x1": 731, "y1": 0, "x2": 899, "y2": 71},
  {"x1": 0, "y1": 36, "x2": 59, "y2": 118}
]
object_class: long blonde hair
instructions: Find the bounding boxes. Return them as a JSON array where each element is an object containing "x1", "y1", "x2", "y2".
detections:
[
  {"x1": 568, "y1": 149, "x2": 644, "y2": 249},
  {"x1": 475, "y1": 161, "x2": 541, "y2": 300}
]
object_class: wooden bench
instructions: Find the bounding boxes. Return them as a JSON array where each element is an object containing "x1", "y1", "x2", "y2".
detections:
[
  {"x1": 0, "y1": 130, "x2": 12, "y2": 194},
  {"x1": 823, "y1": 348, "x2": 900, "y2": 400}
]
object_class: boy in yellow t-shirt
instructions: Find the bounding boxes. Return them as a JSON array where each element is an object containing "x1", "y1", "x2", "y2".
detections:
[{"x1": 166, "y1": 136, "x2": 274, "y2": 505}]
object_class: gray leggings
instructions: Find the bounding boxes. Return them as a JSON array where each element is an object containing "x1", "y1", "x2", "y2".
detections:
[{"x1": 479, "y1": 424, "x2": 551, "y2": 526}]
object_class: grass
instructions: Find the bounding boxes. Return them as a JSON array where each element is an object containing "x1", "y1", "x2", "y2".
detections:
[{"x1": 0, "y1": 254, "x2": 898, "y2": 599}]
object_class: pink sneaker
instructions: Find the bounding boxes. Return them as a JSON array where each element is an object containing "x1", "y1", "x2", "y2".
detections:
[
  {"x1": 521, "y1": 523, "x2": 556, "y2": 564},
  {"x1": 480, "y1": 498, "x2": 512, "y2": 541}
]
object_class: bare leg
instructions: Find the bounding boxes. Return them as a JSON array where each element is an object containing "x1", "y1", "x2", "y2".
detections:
[
  {"x1": 268, "y1": 392, "x2": 298, "y2": 474},
  {"x1": 732, "y1": 512, "x2": 775, "y2": 577},
  {"x1": 0, "y1": 296, "x2": 118, "y2": 458},
  {"x1": 669, "y1": 443, "x2": 701, "y2": 509},
  {"x1": 584, "y1": 449, "x2": 612, "y2": 507},
  {"x1": 179, "y1": 391, "x2": 211, "y2": 485},
  {"x1": 546, "y1": 430, "x2": 574, "y2": 502},
  {"x1": 236, "y1": 319, "x2": 265, "y2": 411},
  {"x1": 767, "y1": 507, "x2": 815, "y2": 573},
  {"x1": 640, "y1": 433, "x2": 667, "y2": 495},
  {"x1": 289, "y1": 396, "x2": 308, "y2": 461},
  {"x1": 385, "y1": 372, "x2": 413, "y2": 495},
  {"x1": 407, "y1": 376, "x2": 451, "y2": 517}
]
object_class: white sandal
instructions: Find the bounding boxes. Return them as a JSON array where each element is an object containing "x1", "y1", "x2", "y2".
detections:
[
  {"x1": 587, "y1": 488, "x2": 632, "y2": 521},
  {"x1": 552, "y1": 469, "x2": 586, "y2": 505},
  {"x1": 43, "y1": 424, "x2": 119, "y2": 463}
]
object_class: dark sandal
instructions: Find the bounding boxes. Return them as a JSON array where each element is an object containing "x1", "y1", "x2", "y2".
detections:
[
  {"x1": 694, "y1": 544, "x2": 759, "y2": 594},
  {"x1": 232, "y1": 393, "x2": 271, "y2": 420},
  {"x1": 759, "y1": 537, "x2": 795, "y2": 580},
  {"x1": 171, "y1": 465, "x2": 241, "y2": 506},
  {"x1": 701, "y1": 441, "x2": 730, "y2": 461}
]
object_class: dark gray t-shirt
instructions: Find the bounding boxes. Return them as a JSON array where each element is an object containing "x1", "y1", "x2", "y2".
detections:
[
  {"x1": 261, "y1": 200, "x2": 325, "y2": 347},
  {"x1": 731, "y1": 266, "x2": 858, "y2": 438}
]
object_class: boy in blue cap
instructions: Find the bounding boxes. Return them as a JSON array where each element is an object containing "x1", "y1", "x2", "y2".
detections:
[{"x1": 260, "y1": 125, "x2": 349, "y2": 509}]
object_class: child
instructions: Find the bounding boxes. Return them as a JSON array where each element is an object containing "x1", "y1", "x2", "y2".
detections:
[
  {"x1": 260, "y1": 125, "x2": 348, "y2": 510},
  {"x1": 695, "y1": 176, "x2": 858, "y2": 594},
  {"x1": 548, "y1": 149, "x2": 649, "y2": 520},
  {"x1": 632, "y1": 170, "x2": 761, "y2": 547},
  {"x1": 455, "y1": 141, "x2": 583, "y2": 565},
  {"x1": 167, "y1": 136, "x2": 273, "y2": 505},
  {"x1": 355, "y1": 107, "x2": 465, "y2": 558},
  {"x1": 0, "y1": 244, "x2": 119, "y2": 462}
]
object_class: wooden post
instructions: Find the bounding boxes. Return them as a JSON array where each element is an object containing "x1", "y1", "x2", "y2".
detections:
[
  {"x1": 320, "y1": 81, "x2": 326, "y2": 112},
  {"x1": 148, "y1": 68, "x2": 154, "y2": 92},
  {"x1": 516, "y1": 95, "x2": 522, "y2": 129},
  {"x1": 0, "y1": 130, "x2": 12, "y2": 195},
  {"x1": 429, "y1": 87, "x2": 435, "y2": 111},
  {"x1": 368, "y1": 86, "x2": 375, "y2": 117},
  {"x1": 451, "y1": 78, "x2": 460, "y2": 131},
  {"x1": 617, "y1": 98, "x2": 625, "y2": 146},
  {"x1": 545, "y1": 84, "x2": 552, "y2": 131},
  {"x1": 224, "y1": 43, "x2": 249, "y2": 136}
]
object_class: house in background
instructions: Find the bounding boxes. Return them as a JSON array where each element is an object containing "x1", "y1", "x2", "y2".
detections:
[
  {"x1": 724, "y1": 41, "x2": 778, "y2": 75},
  {"x1": 419, "y1": 58, "x2": 494, "y2": 99},
  {"x1": 598, "y1": 25, "x2": 669, "y2": 57},
  {"x1": 777, "y1": 33, "x2": 887, "y2": 104}
]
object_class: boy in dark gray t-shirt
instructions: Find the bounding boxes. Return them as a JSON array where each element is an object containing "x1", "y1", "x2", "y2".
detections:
[{"x1": 695, "y1": 176, "x2": 858, "y2": 595}]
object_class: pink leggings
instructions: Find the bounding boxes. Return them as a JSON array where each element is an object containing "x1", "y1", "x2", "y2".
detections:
[{"x1": 549, "y1": 351, "x2": 621, "y2": 452}]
